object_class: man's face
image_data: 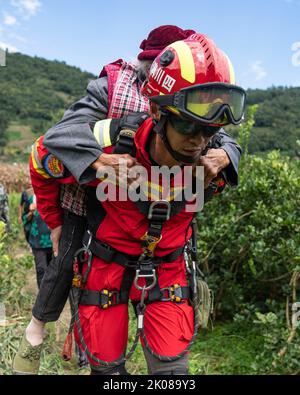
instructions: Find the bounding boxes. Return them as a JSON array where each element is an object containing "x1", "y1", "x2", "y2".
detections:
[{"x1": 165, "y1": 118, "x2": 213, "y2": 163}]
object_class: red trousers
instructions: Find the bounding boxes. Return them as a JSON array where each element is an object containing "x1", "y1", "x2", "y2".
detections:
[{"x1": 74, "y1": 255, "x2": 194, "y2": 364}]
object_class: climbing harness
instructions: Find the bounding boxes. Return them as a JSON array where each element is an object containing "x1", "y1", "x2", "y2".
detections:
[{"x1": 64, "y1": 118, "x2": 213, "y2": 366}]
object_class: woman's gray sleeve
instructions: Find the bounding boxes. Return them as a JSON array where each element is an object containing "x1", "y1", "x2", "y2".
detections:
[
  {"x1": 43, "y1": 77, "x2": 109, "y2": 184},
  {"x1": 215, "y1": 129, "x2": 242, "y2": 187}
]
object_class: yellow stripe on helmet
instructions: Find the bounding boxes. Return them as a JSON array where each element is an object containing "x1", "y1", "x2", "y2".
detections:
[
  {"x1": 224, "y1": 52, "x2": 236, "y2": 84},
  {"x1": 168, "y1": 41, "x2": 196, "y2": 83}
]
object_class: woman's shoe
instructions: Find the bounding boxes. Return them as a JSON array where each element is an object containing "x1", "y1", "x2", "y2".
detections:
[{"x1": 12, "y1": 334, "x2": 43, "y2": 375}]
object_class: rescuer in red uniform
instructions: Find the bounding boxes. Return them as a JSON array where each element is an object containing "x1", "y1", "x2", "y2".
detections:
[{"x1": 28, "y1": 34, "x2": 245, "y2": 375}]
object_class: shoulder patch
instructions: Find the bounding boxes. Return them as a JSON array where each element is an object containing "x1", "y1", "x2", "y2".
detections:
[{"x1": 43, "y1": 154, "x2": 65, "y2": 178}]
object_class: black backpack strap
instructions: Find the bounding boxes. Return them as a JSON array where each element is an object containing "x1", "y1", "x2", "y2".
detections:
[{"x1": 112, "y1": 112, "x2": 148, "y2": 155}]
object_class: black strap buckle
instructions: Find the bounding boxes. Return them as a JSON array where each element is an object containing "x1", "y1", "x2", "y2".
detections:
[
  {"x1": 119, "y1": 129, "x2": 135, "y2": 140},
  {"x1": 160, "y1": 284, "x2": 183, "y2": 303},
  {"x1": 115, "y1": 129, "x2": 136, "y2": 154},
  {"x1": 99, "y1": 289, "x2": 120, "y2": 309},
  {"x1": 148, "y1": 200, "x2": 171, "y2": 221},
  {"x1": 125, "y1": 259, "x2": 139, "y2": 269}
]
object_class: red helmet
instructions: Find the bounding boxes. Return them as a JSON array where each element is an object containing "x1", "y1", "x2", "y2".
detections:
[{"x1": 142, "y1": 34, "x2": 245, "y2": 126}]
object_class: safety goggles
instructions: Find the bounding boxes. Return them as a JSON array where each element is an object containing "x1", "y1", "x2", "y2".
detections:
[
  {"x1": 151, "y1": 83, "x2": 246, "y2": 126},
  {"x1": 168, "y1": 113, "x2": 220, "y2": 137}
]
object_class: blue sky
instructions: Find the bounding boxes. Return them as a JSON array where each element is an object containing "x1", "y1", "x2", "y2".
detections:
[{"x1": 0, "y1": 0, "x2": 299, "y2": 89}]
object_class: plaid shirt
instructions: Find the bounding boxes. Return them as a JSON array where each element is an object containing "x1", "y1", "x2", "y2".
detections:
[
  {"x1": 60, "y1": 63, "x2": 149, "y2": 217},
  {"x1": 108, "y1": 62, "x2": 149, "y2": 118},
  {"x1": 60, "y1": 184, "x2": 87, "y2": 217}
]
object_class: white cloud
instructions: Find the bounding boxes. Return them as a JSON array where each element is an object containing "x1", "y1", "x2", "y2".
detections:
[
  {"x1": 8, "y1": 32, "x2": 27, "y2": 43},
  {"x1": 11, "y1": 0, "x2": 42, "y2": 18},
  {"x1": 0, "y1": 40, "x2": 18, "y2": 52},
  {"x1": 284, "y1": 0, "x2": 300, "y2": 4},
  {"x1": 3, "y1": 13, "x2": 17, "y2": 26},
  {"x1": 250, "y1": 61, "x2": 267, "y2": 81}
]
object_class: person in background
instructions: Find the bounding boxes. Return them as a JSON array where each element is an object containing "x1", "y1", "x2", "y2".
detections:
[
  {"x1": 25, "y1": 194, "x2": 53, "y2": 288},
  {"x1": 19, "y1": 185, "x2": 34, "y2": 243},
  {"x1": 0, "y1": 183, "x2": 11, "y2": 233}
]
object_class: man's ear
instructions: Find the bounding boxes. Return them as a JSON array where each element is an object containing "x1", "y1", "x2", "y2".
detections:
[{"x1": 149, "y1": 102, "x2": 161, "y2": 121}]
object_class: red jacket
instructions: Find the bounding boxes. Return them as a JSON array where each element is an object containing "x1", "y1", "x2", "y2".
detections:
[
  {"x1": 30, "y1": 135, "x2": 76, "y2": 229},
  {"x1": 30, "y1": 118, "x2": 225, "y2": 255}
]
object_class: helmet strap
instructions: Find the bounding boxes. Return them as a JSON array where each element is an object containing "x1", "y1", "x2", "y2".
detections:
[{"x1": 153, "y1": 111, "x2": 197, "y2": 164}]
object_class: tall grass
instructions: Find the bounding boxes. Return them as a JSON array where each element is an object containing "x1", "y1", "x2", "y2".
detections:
[{"x1": 0, "y1": 193, "x2": 269, "y2": 375}]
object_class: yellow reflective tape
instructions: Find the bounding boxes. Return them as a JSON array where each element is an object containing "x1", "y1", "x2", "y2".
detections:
[
  {"x1": 144, "y1": 182, "x2": 185, "y2": 201},
  {"x1": 31, "y1": 149, "x2": 50, "y2": 179},
  {"x1": 224, "y1": 53, "x2": 235, "y2": 84},
  {"x1": 169, "y1": 41, "x2": 195, "y2": 83},
  {"x1": 93, "y1": 119, "x2": 112, "y2": 148},
  {"x1": 103, "y1": 119, "x2": 112, "y2": 147},
  {"x1": 146, "y1": 181, "x2": 163, "y2": 193},
  {"x1": 93, "y1": 121, "x2": 101, "y2": 144},
  {"x1": 32, "y1": 142, "x2": 43, "y2": 169}
]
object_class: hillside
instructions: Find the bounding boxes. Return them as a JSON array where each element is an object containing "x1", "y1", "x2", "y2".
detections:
[
  {"x1": 234, "y1": 87, "x2": 300, "y2": 156},
  {"x1": 0, "y1": 52, "x2": 300, "y2": 160},
  {"x1": 0, "y1": 52, "x2": 95, "y2": 161}
]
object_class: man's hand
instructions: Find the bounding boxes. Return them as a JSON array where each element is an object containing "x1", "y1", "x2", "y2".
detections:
[
  {"x1": 91, "y1": 153, "x2": 139, "y2": 186},
  {"x1": 51, "y1": 225, "x2": 62, "y2": 258},
  {"x1": 197, "y1": 148, "x2": 230, "y2": 188}
]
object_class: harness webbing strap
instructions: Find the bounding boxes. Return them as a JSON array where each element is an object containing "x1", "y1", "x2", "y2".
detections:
[
  {"x1": 119, "y1": 267, "x2": 136, "y2": 304},
  {"x1": 113, "y1": 129, "x2": 136, "y2": 156},
  {"x1": 82, "y1": 231, "x2": 184, "y2": 268},
  {"x1": 79, "y1": 286, "x2": 191, "y2": 307},
  {"x1": 147, "y1": 275, "x2": 161, "y2": 303}
]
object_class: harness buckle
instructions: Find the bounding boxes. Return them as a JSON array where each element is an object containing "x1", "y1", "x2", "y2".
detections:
[
  {"x1": 72, "y1": 246, "x2": 93, "y2": 288},
  {"x1": 141, "y1": 233, "x2": 162, "y2": 256},
  {"x1": 119, "y1": 129, "x2": 135, "y2": 139},
  {"x1": 161, "y1": 284, "x2": 183, "y2": 303},
  {"x1": 99, "y1": 289, "x2": 120, "y2": 309},
  {"x1": 72, "y1": 273, "x2": 82, "y2": 288},
  {"x1": 148, "y1": 200, "x2": 171, "y2": 221},
  {"x1": 134, "y1": 268, "x2": 157, "y2": 292}
]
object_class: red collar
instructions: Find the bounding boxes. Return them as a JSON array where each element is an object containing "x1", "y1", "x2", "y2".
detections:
[{"x1": 134, "y1": 117, "x2": 155, "y2": 167}]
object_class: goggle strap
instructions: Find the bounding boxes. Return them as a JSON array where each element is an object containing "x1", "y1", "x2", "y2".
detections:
[
  {"x1": 151, "y1": 94, "x2": 174, "y2": 107},
  {"x1": 153, "y1": 111, "x2": 169, "y2": 138}
]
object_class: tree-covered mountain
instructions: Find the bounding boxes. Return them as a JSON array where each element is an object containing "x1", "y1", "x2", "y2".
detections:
[
  {"x1": 0, "y1": 51, "x2": 95, "y2": 153},
  {"x1": 245, "y1": 87, "x2": 300, "y2": 155},
  {"x1": 0, "y1": 52, "x2": 299, "y2": 159}
]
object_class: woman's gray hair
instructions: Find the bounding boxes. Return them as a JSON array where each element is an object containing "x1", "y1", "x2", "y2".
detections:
[{"x1": 132, "y1": 58, "x2": 152, "y2": 82}]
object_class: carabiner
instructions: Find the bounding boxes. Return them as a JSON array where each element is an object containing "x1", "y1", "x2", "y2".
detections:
[
  {"x1": 133, "y1": 269, "x2": 157, "y2": 291},
  {"x1": 82, "y1": 249, "x2": 93, "y2": 284}
]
